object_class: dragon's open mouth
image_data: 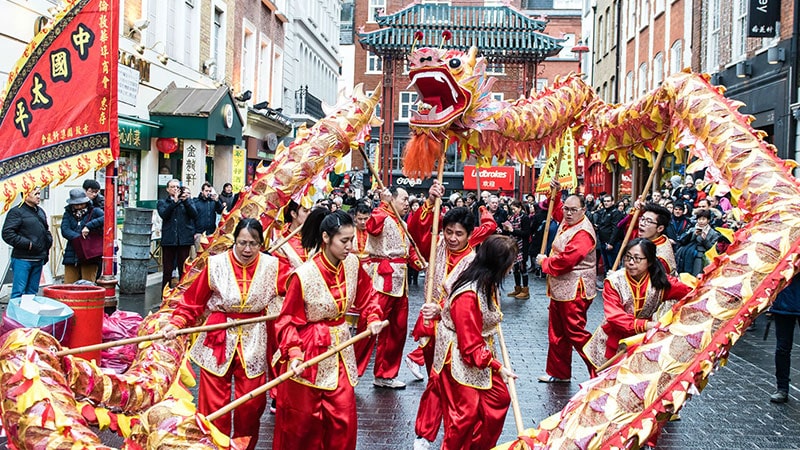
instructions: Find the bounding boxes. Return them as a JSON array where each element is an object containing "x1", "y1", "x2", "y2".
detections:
[{"x1": 407, "y1": 67, "x2": 471, "y2": 128}]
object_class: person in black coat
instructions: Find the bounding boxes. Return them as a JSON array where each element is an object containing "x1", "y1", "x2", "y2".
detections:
[
  {"x1": 2, "y1": 187, "x2": 53, "y2": 298},
  {"x1": 83, "y1": 179, "x2": 105, "y2": 209},
  {"x1": 157, "y1": 179, "x2": 198, "y2": 289},
  {"x1": 61, "y1": 188, "x2": 104, "y2": 283},
  {"x1": 592, "y1": 195, "x2": 625, "y2": 276},
  {"x1": 769, "y1": 274, "x2": 800, "y2": 403},
  {"x1": 194, "y1": 182, "x2": 223, "y2": 237},
  {"x1": 218, "y1": 182, "x2": 235, "y2": 213}
]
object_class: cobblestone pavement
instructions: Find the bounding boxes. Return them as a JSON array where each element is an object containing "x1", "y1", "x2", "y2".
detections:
[{"x1": 4, "y1": 271, "x2": 800, "y2": 449}]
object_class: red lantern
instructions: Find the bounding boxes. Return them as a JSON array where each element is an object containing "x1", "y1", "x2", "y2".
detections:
[{"x1": 156, "y1": 138, "x2": 179, "y2": 154}]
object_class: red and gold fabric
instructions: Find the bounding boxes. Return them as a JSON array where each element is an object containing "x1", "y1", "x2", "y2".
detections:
[
  {"x1": 542, "y1": 214, "x2": 597, "y2": 302},
  {"x1": 433, "y1": 283, "x2": 509, "y2": 450},
  {"x1": 364, "y1": 201, "x2": 425, "y2": 296},
  {"x1": 170, "y1": 251, "x2": 280, "y2": 378},
  {"x1": 355, "y1": 227, "x2": 369, "y2": 263},
  {"x1": 584, "y1": 270, "x2": 691, "y2": 367},
  {"x1": 653, "y1": 234, "x2": 677, "y2": 274},
  {"x1": 273, "y1": 252, "x2": 381, "y2": 450}
]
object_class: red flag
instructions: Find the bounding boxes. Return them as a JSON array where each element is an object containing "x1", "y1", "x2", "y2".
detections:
[{"x1": 0, "y1": 0, "x2": 118, "y2": 211}]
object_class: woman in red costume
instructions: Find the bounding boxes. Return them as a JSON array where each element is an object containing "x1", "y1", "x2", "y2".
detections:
[
  {"x1": 584, "y1": 237, "x2": 691, "y2": 369},
  {"x1": 273, "y1": 208, "x2": 384, "y2": 450},
  {"x1": 162, "y1": 218, "x2": 281, "y2": 450},
  {"x1": 430, "y1": 235, "x2": 518, "y2": 450}
]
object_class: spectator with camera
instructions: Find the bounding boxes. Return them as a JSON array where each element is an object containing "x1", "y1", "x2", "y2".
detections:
[
  {"x1": 194, "y1": 182, "x2": 223, "y2": 240},
  {"x1": 157, "y1": 179, "x2": 198, "y2": 289}
]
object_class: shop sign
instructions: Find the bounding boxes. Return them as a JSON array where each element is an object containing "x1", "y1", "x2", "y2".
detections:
[
  {"x1": 118, "y1": 120, "x2": 150, "y2": 150},
  {"x1": 232, "y1": 146, "x2": 246, "y2": 192},
  {"x1": 182, "y1": 139, "x2": 205, "y2": 192},
  {"x1": 748, "y1": 0, "x2": 779, "y2": 37},
  {"x1": 118, "y1": 64, "x2": 139, "y2": 106},
  {"x1": 463, "y1": 166, "x2": 515, "y2": 191}
]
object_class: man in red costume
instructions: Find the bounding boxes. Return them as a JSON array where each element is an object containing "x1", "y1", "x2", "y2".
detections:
[
  {"x1": 354, "y1": 187, "x2": 425, "y2": 389},
  {"x1": 351, "y1": 201, "x2": 372, "y2": 264},
  {"x1": 406, "y1": 181, "x2": 496, "y2": 449},
  {"x1": 637, "y1": 202, "x2": 677, "y2": 274},
  {"x1": 535, "y1": 183, "x2": 597, "y2": 382}
]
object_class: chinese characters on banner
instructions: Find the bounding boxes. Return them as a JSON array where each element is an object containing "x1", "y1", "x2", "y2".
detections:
[
  {"x1": 232, "y1": 146, "x2": 246, "y2": 192},
  {"x1": 0, "y1": 0, "x2": 118, "y2": 210},
  {"x1": 182, "y1": 139, "x2": 205, "y2": 194},
  {"x1": 535, "y1": 132, "x2": 578, "y2": 194}
]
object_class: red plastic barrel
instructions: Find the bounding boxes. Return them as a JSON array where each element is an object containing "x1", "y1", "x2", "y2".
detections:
[{"x1": 43, "y1": 284, "x2": 106, "y2": 362}]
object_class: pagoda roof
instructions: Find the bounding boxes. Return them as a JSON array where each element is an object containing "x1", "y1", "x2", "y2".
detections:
[{"x1": 358, "y1": 3, "x2": 564, "y2": 63}]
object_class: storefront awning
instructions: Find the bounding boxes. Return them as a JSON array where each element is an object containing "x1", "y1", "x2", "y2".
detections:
[
  {"x1": 119, "y1": 115, "x2": 161, "y2": 150},
  {"x1": 148, "y1": 83, "x2": 244, "y2": 145}
]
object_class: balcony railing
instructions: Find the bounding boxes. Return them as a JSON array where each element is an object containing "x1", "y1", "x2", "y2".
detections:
[{"x1": 295, "y1": 85, "x2": 324, "y2": 120}]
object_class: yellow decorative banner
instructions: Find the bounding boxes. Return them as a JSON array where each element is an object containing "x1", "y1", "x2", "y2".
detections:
[{"x1": 535, "y1": 132, "x2": 578, "y2": 193}]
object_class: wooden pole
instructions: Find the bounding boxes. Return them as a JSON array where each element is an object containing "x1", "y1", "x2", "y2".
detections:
[
  {"x1": 267, "y1": 225, "x2": 302, "y2": 254},
  {"x1": 610, "y1": 145, "x2": 667, "y2": 271},
  {"x1": 497, "y1": 324, "x2": 526, "y2": 435},
  {"x1": 358, "y1": 145, "x2": 426, "y2": 263},
  {"x1": 539, "y1": 146, "x2": 565, "y2": 255},
  {"x1": 56, "y1": 314, "x2": 278, "y2": 357},
  {"x1": 206, "y1": 320, "x2": 389, "y2": 422},
  {"x1": 424, "y1": 146, "x2": 448, "y2": 306}
]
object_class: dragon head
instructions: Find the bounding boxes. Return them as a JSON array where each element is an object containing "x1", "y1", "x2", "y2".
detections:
[{"x1": 407, "y1": 46, "x2": 485, "y2": 133}]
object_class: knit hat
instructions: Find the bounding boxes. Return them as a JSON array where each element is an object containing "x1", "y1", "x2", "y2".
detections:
[{"x1": 670, "y1": 175, "x2": 682, "y2": 189}]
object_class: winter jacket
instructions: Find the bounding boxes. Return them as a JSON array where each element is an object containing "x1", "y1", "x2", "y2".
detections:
[
  {"x1": 218, "y1": 192, "x2": 235, "y2": 212},
  {"x1": 157, "y1": 196, "x2": 198, "y2": 247},
  {"x1": 771, "y1": 275, "x2": 800, "y2": 316},
  {"x1": 2, "y1": 202, "x2": 53, "y2": 261},
  {"x1": 60, "y1": 205, "x2": 104, "y2": 265},
  {"x1": 593, "y1": 206, "x2": 624, "y2": 246},
  {"x1": 193, "y1": 195, "x2": 223, "y2": 235}
]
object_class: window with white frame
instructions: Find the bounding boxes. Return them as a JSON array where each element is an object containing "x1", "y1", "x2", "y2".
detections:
[
  {"x1": 627, "y1": 0, "x2": 636, "y2": 39},
  {"x1": 145, "y1": 0, "x2": 198, "y2": 67},
  {"x1": 367, "y1": 0, "x2": 386, "y2": 22},
  {"x1": 597, "y1": 16, "x2": 605, "y2": 55},
  {"x1": 653, "y1": 53, "x2": 664, "y2": 86},
  {"x1": 655, "y1": 0, "x2": 665, "y2": 14},
  {"x1": 366, "y1": 52, "x2": 383, "y2": 73},
  {"x1": 536, "y1": 78, "x2": 548, "y2": 92},
  {"x1": 626, "y1": 71, "x2": 634, "y2": 101},
  {"x1": 210, "y1": 4, "x2": 225, "y2": 80},
  {"x1": 670, "y1": 40, "x2": 682, "y2": 74},
  {"x1": 257, "y1": 35, "x2": 273, "y2": 104},
  {"x1": 705, "y1": 0, "x2": 720, "y2": 71},
  {"x1": 366, "y1": 90, "x2": 382, "y2": 118},
  {"x1": 271, "y1": 46, "x2": 283, "y2": 108},
  {"x1": 486, "y1": 61, "x2": 505, "y2": 74},
  {"x1": 491, "y1": 92, "x2": 504, "y2": 102},
  {"x1": 638, "y1": 62, "x2": 647, "y2": 96},
  {"x1": 399, "y1": 91, "x2": 418, "y2": 121},
  {"x1": 732, "y1": 0, "x2": 747, "y2": 61},
  {"x1": 241, "y1": 22, "x2": 256, "y2": 95},
  {"x1": 420, "y1": 0, "x2": 451, "y2": 24},
  {"x1": 639, "y1": 0, "x2": 650, "y2": 29}
]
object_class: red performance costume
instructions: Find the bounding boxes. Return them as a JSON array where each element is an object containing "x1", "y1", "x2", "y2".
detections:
[
  {"x1": 652, "y1": 234, "x2": 677, "y2": 274},
  {"x1": 354, "y1": 201, "x2": 425, "y2": 379},
  {"x1": 585, "y1": 269, "x2": 691, "y2": 367},
  {"x1": 169, "y1": 251, "x2": 281, "y2": 450},
  {"x1": 540, "y1": 196, "x2": 597, "y2": 380},
  {"x1": 355, "y1": 227, "x2": 369, "y2": 263},
  {"x1": 407, "y1": 203, "x2": 496, "y2": 442},
  {"x1": 273, "y1": 252, "x2": 382, "y2": 450},
  {"x1": 433, "y1": 281, "x2": 510, "y2": 450}
]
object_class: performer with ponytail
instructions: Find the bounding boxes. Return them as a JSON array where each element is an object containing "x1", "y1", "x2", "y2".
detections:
[
  {"x1": 431, "y1": 235, "x2": 518, "y2": 450},
  {"x1": 273, "y1": 208, "x2": 385, "y2": 450},
  {"x1": 161, "y1": 218, "x2": 281, "y2": 450}
]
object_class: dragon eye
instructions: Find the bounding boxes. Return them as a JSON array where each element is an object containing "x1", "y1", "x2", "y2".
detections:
[{"x1": 448, "y1": 58, "x2": 462, "y2": 69}]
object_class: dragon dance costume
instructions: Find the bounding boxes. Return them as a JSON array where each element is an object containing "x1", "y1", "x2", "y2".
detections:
[
  {"x1": 354, "y1": 201, "x2": 425, "y2": 379},
  {"x1": 433, "y1": 281, "x2": 510, "y2": 450},
  {"x1": 540, "y1": 196, "x2": 598, "y2": 380},
  {"x1": 406, "y1": 204, "x2": 496, "y2": 442},
  {"x1": 274, "y1": 252, "x2": 382, "y2": 450},
  {"x1": 169, "y1": 251, "x2": 281, "y2": 450}
]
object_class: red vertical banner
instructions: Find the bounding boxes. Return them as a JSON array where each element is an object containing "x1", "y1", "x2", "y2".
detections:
[{"x1": 0, "y1": 0, "x2": 118, "y2": 210}]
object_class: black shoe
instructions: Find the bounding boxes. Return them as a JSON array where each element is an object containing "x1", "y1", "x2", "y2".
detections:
[
  {"x1": 770, "y1": 391, "x2": 789, "y2": 403},
  {"x1": 269, "y1": 398, "x2": 277, "y2": 414}
]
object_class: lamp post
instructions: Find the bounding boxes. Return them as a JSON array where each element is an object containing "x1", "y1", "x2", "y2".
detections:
[{"x1": 572, "y1": 40, "x2": 590, "y2": 76}]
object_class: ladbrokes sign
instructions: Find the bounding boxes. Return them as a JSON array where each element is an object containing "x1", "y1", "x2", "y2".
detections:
[{"x1": 463, "y1": 166, "x2": 515, "y2": 191}]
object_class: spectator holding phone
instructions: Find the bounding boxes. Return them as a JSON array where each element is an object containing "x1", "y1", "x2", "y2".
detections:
[{"x1": 157, "y1": 179, "x2": 198, "y2": 290}]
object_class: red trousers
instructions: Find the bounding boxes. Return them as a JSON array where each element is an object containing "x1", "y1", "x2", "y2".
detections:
[
  {"x1": 546, "y1": 298, "x2": 596, "y2": 380},
  {"x1": 439, "y1": 362, "x2": 510, "y2": 450},
  {"x1": 413, "y1": 338, "x2": 441, "y2": 441},
  {"x1": 265, "y1": 319, "x2": 279, "y2": 399},
  {"x1": 198, "y1": 351, "x2": 266, "y2": 450},
  {"x1": 354, "y1": 292, "x2": 408, "y2": 378},
  {"x1": 273, "y1": 358, "x2": 357, "y2": 450}
]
